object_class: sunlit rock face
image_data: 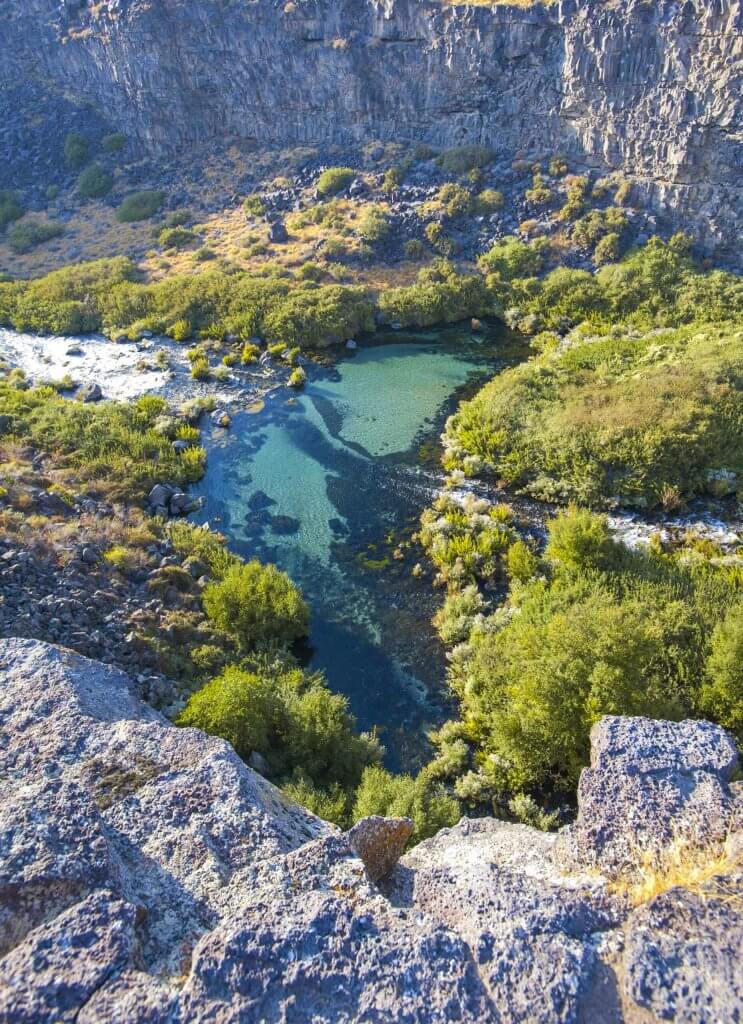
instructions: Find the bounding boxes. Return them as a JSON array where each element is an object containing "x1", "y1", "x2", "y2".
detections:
[
  {"x1": 1, "y1": 638, "x2": 742, "y2": 1023},
  {"x1": 1, "y1": 0, "x2": 741, "y2": 259}
]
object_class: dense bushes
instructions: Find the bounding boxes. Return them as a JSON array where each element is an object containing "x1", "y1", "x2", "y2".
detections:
[
  {"x1": 316, "y1": 167, "x2": 355, "y2": 196},
  {"x1": 202, "y1": 561, "x2": 309, "y2": 649},
  {"x1": 444, "y1": 321, "x2": 743, "y2": 508},
  {"x1": 116, "y1": 190, "x2": 164, "y2": 223},
  {"x1": 0, "y1": 385, "x2": 204, "y2": 501},
  {"x1": 102, "y1": 133, "x2": 127, "y2": 154},
  {"x1": 437, "y1": 145, "x2": 494, "y2": 175},
  {"x1": 64, "y1": 131, "x2": 90, "y2": 169},
  {"x1": 178, "y1": 662, "x2": 382, "y2": 792},
  {"x1": 7, "y1": 219, "x2": 64, "y2": 254},
  {"x1": 0, "y1": 260, "x2": 374, "y2": 349},
  {"x1": 0, "y1": 191, "x2": 24, "y2": 232},
  {"x1": 444, "y1": 240, "x2": 743, "y2": 508},
  {"x1": 431, "y1": 506, "x2": 743, "y2": 802},
  {"x1": 78, "y1": 164, "x2": 114, "y2": 199},
  {"x1": 352, "y1": 765, "x2": 460, "y2": 844},
  {"x1": 378, "y1": 260, "x2": 492, "y2": 328}
]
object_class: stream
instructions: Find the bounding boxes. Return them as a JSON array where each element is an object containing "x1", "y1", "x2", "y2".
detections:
[
  {"x1": 191, "y1": 327, "x2": 516, "y2": 770},
  {"x1": 2, "y1": 323, "x2": 741, "y2": 769}
]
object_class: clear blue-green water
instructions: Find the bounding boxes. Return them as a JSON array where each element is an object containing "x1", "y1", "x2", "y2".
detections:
[{"x1": 194, "y1": 327, "x2": 511, "y2": 769}]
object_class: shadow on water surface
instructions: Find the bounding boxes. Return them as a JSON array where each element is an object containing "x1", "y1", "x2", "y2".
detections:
[{"x1": 193, "y1": 325, "x2": 525, "y2": 770}]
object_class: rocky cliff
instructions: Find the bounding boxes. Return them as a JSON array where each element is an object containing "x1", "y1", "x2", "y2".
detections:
[
  {"x1": 1, "y1": 0, "x2": 741, "y2": 257},
  {"x1": 0, "y1": 637, "x2": 741, "y2": 1022}
]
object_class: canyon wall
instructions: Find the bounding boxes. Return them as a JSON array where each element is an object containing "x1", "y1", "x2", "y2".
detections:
[{"x1": 1, "y1": 0, "x2": 741, "y2": 254}]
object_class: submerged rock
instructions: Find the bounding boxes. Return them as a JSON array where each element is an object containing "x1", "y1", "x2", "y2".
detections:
[{"x1": 0, "y1": 639, "x2": 741, "y2": 1023}]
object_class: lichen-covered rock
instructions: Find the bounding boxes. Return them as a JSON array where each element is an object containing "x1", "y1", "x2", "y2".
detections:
[
  {"x1": 556, "y1": 716, "x2": 741, "y2": 875},
  {"x1": 622, "y1": 888, "x2": 743, "y2": 1021},
  {"x1": 1, "y1": 641, "x2": 741, "y2": 1022},
  {"x1": 0, "y1": 890, "x2": 137, "y2": 1024},
  {"x1": 347, "y1": 814, "x2": 413, "y2": 883},
  {"x1": 387, "y1": 818, "x2": 623, "y2": 1023}
]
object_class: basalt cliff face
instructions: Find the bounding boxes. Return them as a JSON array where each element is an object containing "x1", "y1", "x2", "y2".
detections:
[
  {"x1": 1, "y1": 0, "x2": 741, "y2": 257},
  {"x1": 0, "y1": 637, "x2": 742, "y2": 1022}
]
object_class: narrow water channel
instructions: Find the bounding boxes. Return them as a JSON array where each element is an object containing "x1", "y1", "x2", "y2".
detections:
[{"x1": 193, "y1": 326, "x2": 516, "y2": 770}]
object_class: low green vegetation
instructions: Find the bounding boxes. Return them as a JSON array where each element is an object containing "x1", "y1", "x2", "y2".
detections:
[
  {"x1": 179, "y1": 662, "x2": 382, "y2": 796},
  {"x1": 78, "y1": 164, "x2": 114, "y2": 199},
  {"x1": 449, "y1": 237, "x2": 743, "y2": 508},
  {"x1": 7, "y1": 219, "x2": 64, "y2": 254},
  {"x1": 425, "y1": 507, "x2": 743, "y2": 814},
  {"x1": 0, "y1": 190, "x2": 24, "y2": 232},
  {"x1": 0, "y1": 384, "x2": 204, "y2": 501},
  {"x1": 116, "y1": 190, "x2": 165, "y2": 223},
  {"x1": 316, "y1": 167, "x2": 355, "y2": 197},
  {"x1": 202, "y1": 561, "x2": 309, "y2": 649},
  {"x1": 158, "y1": 226, "x2": 197, "y2": 249},
  {"x1": 102, "y1": 133, "x2": 127, "y2": 154},
  {"x1": 436, "y1": 145, "x2": 494, "y2": 175},
  {"x1": 378, "y1": 259, "x2": 491, "y2": 328},
  {"x1": 64, "y1": 131, "x2": 90, "y2": 169}
]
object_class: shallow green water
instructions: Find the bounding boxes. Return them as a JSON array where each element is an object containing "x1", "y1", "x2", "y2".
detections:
[{"x1": 194, "y1": 327, "x2": 509, "y2": 769}]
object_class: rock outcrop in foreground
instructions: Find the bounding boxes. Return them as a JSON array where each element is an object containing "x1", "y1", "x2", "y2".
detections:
[{"x1": 0, "y1": 638, "x2": 741, "y2": 1022}]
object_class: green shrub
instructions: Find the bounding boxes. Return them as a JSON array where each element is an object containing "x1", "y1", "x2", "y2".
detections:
[
  {"x1": 438, "y1": 183, "x2": 473, "y2": 219},
  {"x1": 475, "y1": 189, "x2": 504, "y2": 214},
  {"x1": 168, "y1": 319, "x2": 192, "y2": 342},
  {"x1": 240, "y1": 342, "x2": 260, "y2": 363},
  {"x1": 116, "y1": 190, "x2": 165, "y2": 223},
  {"x1": 383, "y1": 166, "x2": 405, "y2": 192},
  {"x1": 179, "y1": 663, "x2": 382, "y2": 791},
  {"x1": 700, "y1": 603, "x2": 743, "y2": 740},
  {"x1": 77, "y1": 164, "x2": 114, "y2": 199},
  {"x1": 102, "y1": 133, "x2": 127, "y2": 153},
  {"x1": 525, "y1": 173, "x2": 552, "y2": 206},
  {"x1": 506, "y1": 539, "x2": 540, "y2": 583},
  {"x1": 357, "y1": 206, "x2": 390, "y2": 243},
  {"x1": 478, "y1": 236, "x2": 543, "y2": 281},
  {"x1": 352, "y1": 765, "x2": 460, "y2": 845},
  {"x1": 448, "y1": 558, "x2": 725, "y2": 792},
  {"x1": 7, "y1": 219, "x2": 64, "y2": 254},
  {"x1": 437, "y1": 145, "x2": 494, "y2": 175},
  {"x1": 379, "y1": 263, "x2": 491, "y2": 329},
  {"x1": 190, "y1": 357, "x2": 210, "y2": 380},
  {"x1": 243, "y1": 194, "x2": 266, "y2": 217},
  {"x1": 202, "y1": 561, "x2": 309, "y2": 649},
  {"x1": 159, "y1": 226, "x2": 197, "y2": 249},
  {"x1": 165, "y1": 209, "x2": 192, "y2": 228},
  {"x1": 316, "y1": 167, "x2": 355, "y2": 196},
  {"x1": 404, "y1": 239, "x2": 424, "y2": 260},
  {"x1": 0, "y1": 377, "x2": 197, "y2": 500},
  {"x1": 0, "y1": 191, "x2": 24, "y2": 232},
  {"x1": 544, "y1": 507, "x2": 620, "y2": 572},
  {"x1": 594, "y1": 232, "x2": 621, "y2": 265},
  {"x1": 64, "y1": 131, "x2": 90, "y2": 169}
]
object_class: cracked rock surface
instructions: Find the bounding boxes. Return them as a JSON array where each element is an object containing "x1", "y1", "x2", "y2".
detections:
[{"x1": 0, "y1": 638, "x2": 741, "y2": 1022}]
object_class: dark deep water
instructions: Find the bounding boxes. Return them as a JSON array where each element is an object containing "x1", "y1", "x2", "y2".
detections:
[{"x1": 194, "y1": 326, "x2": 517, "y2": 770}]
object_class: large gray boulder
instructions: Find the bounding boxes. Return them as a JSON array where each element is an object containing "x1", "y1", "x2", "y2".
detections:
[
  {"x1": 556, "y1": 716, "x2": 741, "y2": 875},
  {"x1": 0, "y1": 640, "x2": 741, "y2": 1023}
]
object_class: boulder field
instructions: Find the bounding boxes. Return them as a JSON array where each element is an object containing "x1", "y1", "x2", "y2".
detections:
[{"x1": 0, "y1": 637, "x2": 741, "y2": 1022}]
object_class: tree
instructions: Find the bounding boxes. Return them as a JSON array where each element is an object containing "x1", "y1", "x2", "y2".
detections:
[
  {"x1": 701, "y1": 603, "x2": 743, "y2": 740},
  {"x1": 202, "y1": 561, "x2": 309, "y2": 649},
  {"x1": 352, "y1": 765, "x2": 460, "y2": 845}
]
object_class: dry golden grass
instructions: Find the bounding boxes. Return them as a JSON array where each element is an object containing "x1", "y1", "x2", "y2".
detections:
[{"x1": 611, "y1": 833, "x2": 743, "y2": 908}]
